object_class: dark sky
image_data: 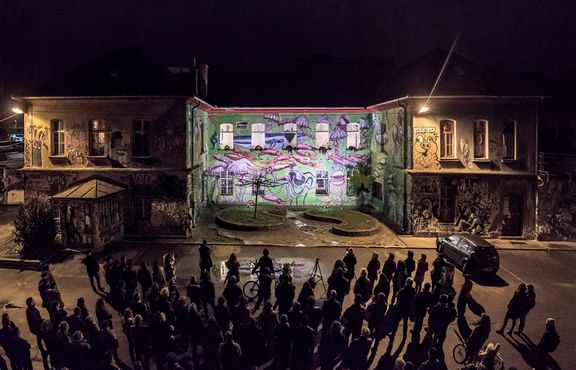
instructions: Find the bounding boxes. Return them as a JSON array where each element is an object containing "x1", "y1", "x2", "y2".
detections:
[{"x1": 1, "y1": 0, "x2": 575, "y2": 102}]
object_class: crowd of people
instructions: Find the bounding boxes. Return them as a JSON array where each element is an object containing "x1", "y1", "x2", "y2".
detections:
[{"x1": 0, "y1": 242, "x2": 561, "y2": 370}]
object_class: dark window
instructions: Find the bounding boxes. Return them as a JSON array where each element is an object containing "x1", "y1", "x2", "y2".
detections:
[
  {"x1": 51, "y1": 119, "x2": 65, "y2": 155},
  {"x1": 316, "y1": 171, "x2": 329, "y2": 195},
  {"x1": 473, "y1": 120, "x2": 488, "y2": 159},
  {"x1": 133, "y1": 120, "x2": 151, "y2": 157},
  {"x1": 438, "y1": 180, "x2": 455, "y2": 223},
  {"x1": 220, "y1": 170, "x2": 234, "y2": 196},
  {"x1": 89, "y1": 119, "x2": 106, "y2": 156},
  {"x1": 502, "y1": 120, "x2": 516, "y2": 160},
  {"x1": 372, "y1": 181, "x2": 383, "y2": 200}
]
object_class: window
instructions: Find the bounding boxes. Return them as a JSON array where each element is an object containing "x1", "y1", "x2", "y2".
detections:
[
  {"x1": 438, "y1": 180, "x2": 456, "y2": 223},
  {"x1": 284, "y1": 123, "x2": 298, "y2": 149},
  {"x1": 220, "y1": 170, "x2": 234, "y2": 196},
  {"x1": 440, "y1": 120, "x2": 456, "y2": 158},
  {"x1": 346, "y1": 168, "x2": 356, "y2": 196},
  {"x1": 133, "y1": 120, "x2": 151, "y2": 157},
  {"x1": 346, "y1": 122, "x2": 360, "y2": 149},
  {"x1": 89, "y1": 119, "x2": 106, "y2": 156},
  {"x1": 51, "y1": 119, "x2": 65, "y2": 155},
  {"x1": 372, "y1": 181, "x2": 383, "y2": 200},
  {"x1": 502, "y1": 120, "x2": 516, "y2": 160},
  {"x1": 473, "y1": 120, "x2": 488, "y2": 159},
  {"x1": 316, "y1": 122, "x2": 330, "y2": 149},
  {"x1": 251, "y1": 123, "x2": 265, "y2": 149},
  {"x1": 220, "y1": 123, "x2": 234, "y2": 150},
  {"x1": 316, "y1": 171, "x2": 329, "y2": 195}
]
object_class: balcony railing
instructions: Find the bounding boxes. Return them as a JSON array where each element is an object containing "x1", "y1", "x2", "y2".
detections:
[{"x1": 538, "y1": 152, "x2": 576, "y2": 176}]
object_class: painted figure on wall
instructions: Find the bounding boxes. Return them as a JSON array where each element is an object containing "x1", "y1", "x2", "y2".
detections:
[{"x1": 413, "y1": 127, "x2": 441, "y2": 170}]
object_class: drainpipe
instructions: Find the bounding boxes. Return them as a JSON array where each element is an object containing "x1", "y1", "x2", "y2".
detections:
[
  {"x1": 396, "y1": 98, "x2": 411, "y2": 234},
  {"x1": 188, "y1": 98, "x2": 202, "y2": 231}
]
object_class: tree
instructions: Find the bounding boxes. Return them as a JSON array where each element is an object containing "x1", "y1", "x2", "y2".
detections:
[
  {"x1": 347, "y1": 163, "x2": 374, "y2": 210},
  {"x1": 237, "y1": 173, "x2": 277, "y2": 219},
  {"x1": 14, "y1": 193, "x2": 57, "y2": 252}
]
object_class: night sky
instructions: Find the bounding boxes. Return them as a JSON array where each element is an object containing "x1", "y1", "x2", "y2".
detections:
[{"x1": 1, "y1": 0, "x2": 575, "y2": 108}]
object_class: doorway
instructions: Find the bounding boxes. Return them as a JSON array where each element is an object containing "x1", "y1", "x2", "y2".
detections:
[{"x1": 502, "y1": 195, "x2": 523, "y2": 236}]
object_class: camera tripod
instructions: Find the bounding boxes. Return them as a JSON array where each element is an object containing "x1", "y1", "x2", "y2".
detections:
[{"x1": 310, "y1": 258, "x2": 327, "y2": 299}]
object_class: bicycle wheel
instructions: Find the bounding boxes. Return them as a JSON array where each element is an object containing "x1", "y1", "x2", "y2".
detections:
[
  {"x1": 243, "y1": 280, "x2": 259, "y2": 300},
  {"x1": 452, "y1": 344, "x2": 467, "y2": 364}
]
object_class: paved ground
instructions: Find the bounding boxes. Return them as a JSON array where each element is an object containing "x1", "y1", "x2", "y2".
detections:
[{"x1": 0, "y1": 206, "x2": 575, "y2": 369}]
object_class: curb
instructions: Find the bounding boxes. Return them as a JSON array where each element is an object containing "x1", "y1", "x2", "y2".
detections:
[{"x1": 0, "y1": 257, "x2": 46, "y2": 270}]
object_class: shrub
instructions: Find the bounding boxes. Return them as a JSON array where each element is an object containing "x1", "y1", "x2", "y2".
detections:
[{"x1": 14, "y1": 194, "x2": 57, "y2": 252}]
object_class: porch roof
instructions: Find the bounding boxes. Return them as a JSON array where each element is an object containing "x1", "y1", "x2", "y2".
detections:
[{"x1": 52, "y1": 179, "x2": 125, "y2": 200}]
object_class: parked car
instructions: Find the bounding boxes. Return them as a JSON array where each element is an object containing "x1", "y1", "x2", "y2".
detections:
[{"x1": 436, "y1": 233, "x2": 500, "y2": 274}]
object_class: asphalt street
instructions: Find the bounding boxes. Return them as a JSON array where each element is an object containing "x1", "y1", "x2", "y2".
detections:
[{"x1": 0, "y1": 244, "x2": 573, "y2": 369}]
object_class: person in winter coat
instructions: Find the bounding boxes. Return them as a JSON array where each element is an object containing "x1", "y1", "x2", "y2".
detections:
[
  {"x1": 391, "y1": 260, "x2": 408, "y2": 305},
  {"x1": 346, "y1": 327, "x2": 372, "y2": 370},
  {"x1": 152, "y1": 260, "x2": 167, "y2": 288},
  {"x1": 199, "y1": 240, "x2": 214, "y2": 274},
  {"x1": 271, "y1": 315, "x2": 292, "y2": 370},
  {"x1": 343, "y1": 248, "x2": 358, "y2": 281},
  {"x1": 342, "y1": 294, "x2": 366, "y2": 340},
  {"x1": 83, "y1": 251, "x2": 104, "y2": 292},
  {"x1": 25, "y1": 297, "x2": 44, "y2": 354},
  {"x1": 390, "y1": 278, "x2": 416, "y2": 341},
  {"x1": 496, "y1": 283, "x2": 526, "y2": 335},
  {"x1": 457, "y1": 275, "x2": 473, "y2": 317},
  {"x1": 69, "y1": 330, "x2": 92, "y2": 370},
  {"x1": 373, "y1": 272, "x2": 391, "y2": 302},
  {"x1": 274, "y1": 274, "x2": 296, "y2": 316},
  {"x1": 411, "y1": 282, "x2": 432, "y2": 344},
  {"x1": 321, "y1": 290, "x2": 342, "y2": 332},
  {"x1": 304, "y1": 296, "x2": 322, "y2": 333},
  {"x1": 254, "y1": 267, "x2": 274, "y2": 312},
  {"x1": 414, "y1": 254, "x2": 429, "y2": 293},
  {"x1": 327, "y1": 267, "x2": 350, "y2": 303},
  {"x1": 224, "y1": 253, "x2": 240, "y2": 284},
  {"x1": 252, "y1": 248, "x2": 274, "y2": 275},
  {"x1": 11, "y1": 327, "x2": 32, "y2": 370},
  {"x1": 534, "y1": 318, "x2": 560, "y2": 369},
  {"x1": 219, "y1": 331, "x2": 242, "y2": 370},
  {"x1": 297, "y1": 277, "x2": 317, "y2": 308},
  {"x1": 320, "y1": 321, "x2": 347, "y2": 370},
  {"x1": 427, "y1": 294, "x2": 456, "y2": 349},
  {"x1": 199, "y1": 271, "x2": 216, "y2": 318},
  {"x1": 186, "y1": 275, "x2": 202, "y2": 309},
  {"x1": 518, "y1": 283, "x2": 536, "y2": 334},
  {"x1": 404, "y1": 251, "x2": 416, "y2": 277},
  {"x1": 466, "y1": 313, "x2": 491, "y2": 363},
  {"x1": 203, "y1": 317, "x2": 223, "y2": 370},
  {"x1": 258, "y1": 301, "x2": 279, "y2": 346},
  {"x1": 130, "y1": 314, "x2": 151, "y2": 370},
  {"x1": 222, "y1": 276, "x2": 243, "y2": 308},
  {"x1": 291, "y1": 317, "x2": 315, "y2": 370},
  {"x1": 383, "y1": 253, "x2": 397, "y2": 283},
  {"x1": 137, "y1": 261, "x2": 153, "y2": 297},
  {"x1": 214, "y1": 297, "x2": 232, "y2": 333},
  {"x1": 353, "y1": 268, "x2": 372, "y2": 303},
  {"x1": 367, "y1": 252, "x2": 381, "y2": 288},
  {"x1": 95, "y1": 298, "x2": 113, "y2": 329},
  {"x1": 366, "y1": 292, "x2": 388, "y2": 346},
  {"x1": 430, "y1": 255, "x2": 445, "y2": 290}
]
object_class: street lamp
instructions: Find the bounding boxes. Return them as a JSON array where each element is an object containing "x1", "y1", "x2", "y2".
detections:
[
  {"x1": 418, "y1": 106, "x2": 430, "y2": 114},
  {"x1": 11, "y1": 107, "x2": 24, "y2": 114}
]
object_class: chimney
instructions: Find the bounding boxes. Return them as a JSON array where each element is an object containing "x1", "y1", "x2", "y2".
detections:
[{"x1": 199, "y1": 64, "x2": 209, "y2": 99}]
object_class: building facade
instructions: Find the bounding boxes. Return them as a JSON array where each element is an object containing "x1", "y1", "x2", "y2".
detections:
[{"x1": 21, "y1": 97, "x2": 189, "y2": 247}]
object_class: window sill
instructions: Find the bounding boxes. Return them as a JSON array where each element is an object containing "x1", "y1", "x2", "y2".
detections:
[
  {"x1": 473, "y1": 158, "x2": 492, "y2": 163},
  {"x1": 502, "y1": 159, "x2": 517, "y2": 163},
  {"x1": 440, "y1": 158, "x2": 459, "y2": 162},
  {"x1": 132, "y1": 156, "x2": 151, "y2": 159}
]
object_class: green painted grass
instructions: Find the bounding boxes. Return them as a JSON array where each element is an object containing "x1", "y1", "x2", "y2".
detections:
[
  {"x1": 216, "y1": 206, "x2": 286, "y2": 229},
  {"x1": 304, "y1": 208, "x2": 380, "y2": 236}
]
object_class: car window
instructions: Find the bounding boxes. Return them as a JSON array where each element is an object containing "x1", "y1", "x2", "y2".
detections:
[
  {"x1": 456, "y1": 239, "x2": 469, "y2": 252},
  {"x1": 447, "y1": 235, "x2": 460, "y2": 244}
]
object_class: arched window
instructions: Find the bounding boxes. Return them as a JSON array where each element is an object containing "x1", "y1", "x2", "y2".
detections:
[
  {"x1": 251, "y1": 123, "x2": 265, "y2": 149},
  {"x1": 440, "y1": 119, "x2": 456, "y2": 158},
  {"x1": 219, "y1": 123, "x2": 234, "y2": 150},
  {"x1": 346, "y1": 122, "x2": 360, "y2": 150},
  {"x1": 473, "y1": 119, "x2": 488, "y2": 159}
]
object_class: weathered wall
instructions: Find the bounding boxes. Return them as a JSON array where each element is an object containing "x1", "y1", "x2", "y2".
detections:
[
  {"x1": 537, "y1": 178, "x2": 576, "y2": 240},
  {"x1": 24, "y1": 98, "x2": 187, "y2": 170},
  {"x1": 199, "y1": 111, "x2": 373, "y2": 206},
  {"x1": 370, "y1": 108, "x2": 408, "y2": 231},
  {"x1": 410, "y1": 175, "x2": 536, "y2": 238}
]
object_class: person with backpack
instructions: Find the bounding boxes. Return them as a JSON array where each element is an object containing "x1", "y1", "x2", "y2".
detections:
[{"x1": 535, "y1": 318, "x2": 560, "y2": 369}]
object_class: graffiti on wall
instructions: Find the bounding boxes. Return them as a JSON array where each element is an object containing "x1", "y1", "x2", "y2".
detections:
[
  {"x1": 152, "y1": 124, "x2": 186, "y2": 163},
  {"x1": 537, "y1": 179, "x2": 576, "y2": 240},
  {"x1": 411, "y1": 177, "x2": 440, "y2": 232},
  {"x1": 65, "y1": 125, "x2": 88, "y2": 165},
  {"x1": 459, "y1": 138, "x2": 471, "y2": 168},
  {"x1": 25, "y1": 125, "x2": 48, "y2": 167},
  {"x1": 203, "y1": 112, "x2": 372, "y2": 207},
  {"x1": 413, "y1": 127, "x2": 441, "y2": 170},
  {"x1": 150, "y1": 200, "x2": 188, "y2": 229},
  {"x1": 453, "y1": 177, "x2": 499, "y2": 234}
]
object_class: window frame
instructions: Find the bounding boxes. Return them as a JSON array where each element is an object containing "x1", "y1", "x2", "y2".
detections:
[
  {"x1": 502, "y1": 120, "x2": 517, "y2": 160},
  {"x1": 473, "y1": 119, "x2": 489, "y2": 159},
  {"x1": 438, "y1": 179, "x2": 456, "y2": 223},
  {"x1": 284, "y1": 123, "x2": 298, "y2": 149},
  {"x1": 346, "y1": 122, "x2": 361, "y2": 150},
  {"x1": 315, "y1": 170, "x2": 329, "y2": 195},
  {"x1": 316, "y1": 122, "x2": 330, "y2": 149},
  {"x1": 251, "y1": 123, "x2": 266, "y2": 150},
  {"x1": 50, "y1": 119, "x2": 65, "y2": 156},
  {"x1": 89, "y1": 119, "x2": 107, "y2": 157},
  {"x1": 219, "y1": 170, "x2": 234, "y2": 196},
  {"x1": 440, "y1": 119, "x2": 456, "y2": 159},
  {"x1": 219, "y1": 123, "x2": 234, "y2": 150},
  {"x1": 132, "y1": 119, "x2": 151, "y2": 158}
]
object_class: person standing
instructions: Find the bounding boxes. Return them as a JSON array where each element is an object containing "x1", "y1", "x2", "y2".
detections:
[
  {"x1": 517, "y1": 283, "x2": 536, "y2": 334},
  {"x1": 199, "y1": 240, "x2": 214, "y2": 274},
  {"x1": 341, "y1": 294, "x2": 366, "y2": 341},
  {"x1": 83, "y1": 251, "x2": 103, "y2": 292},
  {"x1": 343, "y1": 248, "x2": 357, "y2": 282},
  {"x1": 414, "y1": 254, "x2": 428, "y2": 293},
  {"x1": 254, "y1": 267, "x2": 273, "y2": 312},
  {"x1": 252, "y1": 248, "x2": 274, "y2": 275},
  {"x1": 137, "y1": 261, "x2": 153, "y2": 297},
  {"x1": 457, "y1": 275, "x2": 473, "y2": 317},
  {"x1": 410, "y1": 282, "x2": 432, "y2": 344},
  {"x1": 391, "y1": 260, "x2": 408, "y2": 305},
  {"x1": 382, "y1": 253, "x2": 397, "y2": 284},
  {"x1": 430, "y1": 254, "x2": 445, "y2": 290},
  {"x1": 465, "y1": 313, "x2": 491, "y2": 363},
  {"x1": 219, "y1": 331, "x2": 242, "y2": 370},
  {"x1": 534, "y1": 318, "x2": 560, "y2": 370},
  {"x1": 496, "y1": 283, "x2": 526, "y2": 335},
  {"x1": 25, "y1": 297, "x2": 44, "y2": 356},
  {"x1": 366, "y1": 252, "x2": 381, "y2": 289},
  {"x1": 404, "y1": 251, "x2": 416, "y2": 278},
  {"x1": 353, "y1": 268, "x2": 372, "y2": 303},
  {"x1": 224, "y1": 253, "x2": 240, "y2": 284},
  {"x1": 199, "y1": 271, "x2": 216, "y2": 319}
]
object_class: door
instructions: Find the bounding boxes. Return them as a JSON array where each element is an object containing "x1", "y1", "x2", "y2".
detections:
[{"x1": 502, "y1": 195, "x2": 523, "y2": 236}]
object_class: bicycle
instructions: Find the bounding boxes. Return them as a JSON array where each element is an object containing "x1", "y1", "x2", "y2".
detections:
[
  {"x1": 452, "y1": 329, "x2": 504, "y2": 370},
  {"x1": 242, "y1": 268, "x2": 283, "y2": 300}
]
